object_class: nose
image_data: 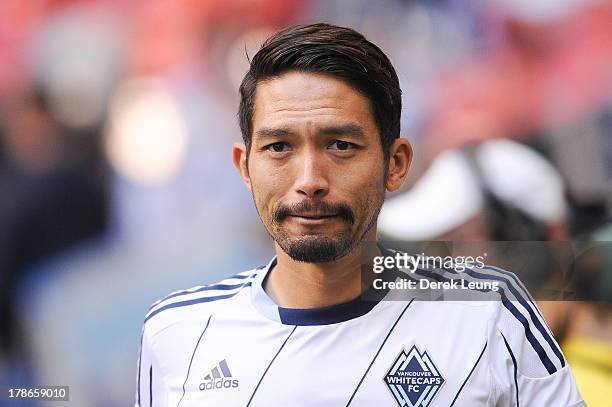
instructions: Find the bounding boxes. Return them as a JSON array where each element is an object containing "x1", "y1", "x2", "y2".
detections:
[{"x1": 294, "y1": 150, "x2": 329, "y2": 198}]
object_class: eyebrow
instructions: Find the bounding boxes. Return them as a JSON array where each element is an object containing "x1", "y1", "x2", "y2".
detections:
[{"x1": 254, "y1": 123, "x2": 365, "y2": 139}]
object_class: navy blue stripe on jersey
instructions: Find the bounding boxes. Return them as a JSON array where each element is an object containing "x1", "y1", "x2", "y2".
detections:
[
  {"x1": 413, "y1": 269, "x2": 559, "y2": 374},
  {"x1": 484, "y1": 265, "x2": 539, "y2": 306},
  {"x1": 450, "y1": 341, "x2": 487, "y2": 407},
  {"x1": 479, "y1": 264, "x2": 548, "y2": 339},
  {"x1": 483, "y1": 264, "x2": 560, "y2": 358},
  {"x1": 149, "y1": 365, "x2": 153, "y2": 407},
  {"x1": 502, "y1": 332, "x2": 519, "y2": 407},
  {"x1": 159, "y1": 282, "x2": 253, "y2": 303},
  {"x1": 345, "y1": 299, "x2": 414, "y2": 407},
  {"x1": 137, "y1": 333, "x2": 143, "y2": 406},
  {"x1": 247, "y1": 326, "x2": 297, "y2": 407},
  {"x1": 485, "y1": 264, "x2": 560, "y2": 355},
  {"x1": 445, "y1": 266, "x2": 565, "y2": 369},
  {"x1": 177, "y1": 315, "x2": 212, "y2": 407},
  {"x1": 501, "y1": 294, "x2": 557, "y2": 374},
  {"x1": 145, "y1": 282, "x2": 252, "y2": 323},
  {"x1": 149, "y1": 272, "x2": 257, "y2": 310}
]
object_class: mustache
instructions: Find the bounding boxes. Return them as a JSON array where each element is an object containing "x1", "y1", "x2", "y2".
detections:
[{"x1": 273, "y1": 201, "x2": 355, "y2": 224}]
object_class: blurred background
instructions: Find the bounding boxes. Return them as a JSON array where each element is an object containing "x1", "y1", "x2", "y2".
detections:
[{"x1": 0, "y1": 0, "x2": 610, "y2": 406}]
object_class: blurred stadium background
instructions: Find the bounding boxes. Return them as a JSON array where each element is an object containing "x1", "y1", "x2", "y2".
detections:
[{"x1": 0, "y1": 0, "x2": 610, "y2": 406}]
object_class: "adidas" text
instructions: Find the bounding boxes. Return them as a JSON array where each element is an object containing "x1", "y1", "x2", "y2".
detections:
[{"x1": 199, "y1": 378, "x2": 239, "y2": 391}]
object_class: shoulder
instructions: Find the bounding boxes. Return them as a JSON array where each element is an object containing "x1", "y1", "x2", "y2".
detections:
[
  {"x1": 427, "y1": 263, "x2": 568, "y2": 377},
  {"x1": 471, "y1": 270, "x2": 583, "y2": 404},
  {"x1": 451, "y1": 265, "x2": 568, "y2": 379},
  {"x1": 426, "y1": 263, "x2": 554, "y2": 350},
  {"x1": 142, "y1": 266, "x2": 263, "y2": 337}
]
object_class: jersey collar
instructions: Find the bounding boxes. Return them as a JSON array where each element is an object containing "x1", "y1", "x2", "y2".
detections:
[{"x1": 250, "y1": 254, "x2": 391, "y2": 326}]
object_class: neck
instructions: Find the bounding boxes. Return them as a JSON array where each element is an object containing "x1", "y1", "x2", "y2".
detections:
[{"x1": 263, "y1": 228, "x2": 380, "y2": 308}]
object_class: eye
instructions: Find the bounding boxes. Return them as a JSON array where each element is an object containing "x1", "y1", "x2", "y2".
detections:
[
  {"x1": 266, "y1": 142, "x2": 289, "y2": 153},
  {"x1": 329, "y1": 140, "x2": 354, "y2": 151}
]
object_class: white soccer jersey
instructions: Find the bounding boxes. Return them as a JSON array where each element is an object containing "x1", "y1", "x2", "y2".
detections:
[{"x1": 136, "y1": 255, "x2": 584, "y2": 407}]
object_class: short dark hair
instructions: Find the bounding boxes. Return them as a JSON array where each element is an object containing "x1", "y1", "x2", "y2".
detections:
[{"x1": 238, "y1": 23, "x2": 402, "y2": 159}]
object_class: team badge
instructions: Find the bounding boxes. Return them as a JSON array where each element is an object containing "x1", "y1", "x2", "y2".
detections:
[{"x1": 384, "y1": 345, "x2": 444, "y2": 407}]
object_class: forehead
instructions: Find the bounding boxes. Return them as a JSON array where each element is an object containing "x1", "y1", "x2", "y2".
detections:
[{"x1": 252, "y1": 71, "x2": 376, "y2": 132}]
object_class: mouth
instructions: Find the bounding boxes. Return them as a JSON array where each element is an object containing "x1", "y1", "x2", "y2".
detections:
[
  {"x1": 274, "y1": 202, "x2": 355, "y2": 226},
  {"x1": 292, "y1": 213, "x2": 338, "y2": 219},
  {"x1": 287, "y1": 213, "x2": 340, "y2": 225}
]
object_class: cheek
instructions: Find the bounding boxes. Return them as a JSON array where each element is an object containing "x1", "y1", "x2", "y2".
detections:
[
  {"x1": 249, "y1": 165, "x2": 289, "y2": 215},
  {"x1": 360, "y1": 180, "x2": 385, "y2": 211},
  {"x1": 337, "y1": 167, "x2": 385, "y2": 215},
  {"x1": 360, "y1": 168, "x2": 386, "y2": 206},
  {"x1": 347, "y1": 161, "x2": 385, "y2": 193}
]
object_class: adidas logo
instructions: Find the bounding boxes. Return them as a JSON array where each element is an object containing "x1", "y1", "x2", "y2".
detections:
[{"x1": 199, "y1": 359, "x2": 239, "y2": 391}]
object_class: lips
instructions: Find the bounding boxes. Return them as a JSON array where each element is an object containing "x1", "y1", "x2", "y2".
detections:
[
  {"x1": 286, "y1": 213, "x2": 341, "y2": 225},
  {"x1": 274, "y1": 202, "x2": 355, "y2": 225},
  {"x1": 290, "y1": 213, "x2": 338, "y2": 219}
]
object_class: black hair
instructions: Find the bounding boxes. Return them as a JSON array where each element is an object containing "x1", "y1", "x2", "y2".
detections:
[{"x1": 238, "y1": 23, "x2": 402, "y2": 160}]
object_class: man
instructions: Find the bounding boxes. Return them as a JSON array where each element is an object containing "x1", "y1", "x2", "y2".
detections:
[{"x1": 136, "y1": 23, "x2": 584, "y2": 406}]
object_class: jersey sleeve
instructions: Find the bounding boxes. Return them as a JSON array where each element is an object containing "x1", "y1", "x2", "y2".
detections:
[
  {"x1": 488, "y1": 297, "x2": 584, "y2": 407},
  {"x1": 135, "y1": 324, "x2": 168, "y2": 407}
]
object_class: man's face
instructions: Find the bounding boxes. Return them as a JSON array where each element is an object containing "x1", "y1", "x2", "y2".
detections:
[{"x1": 240, "y1": 71, "x2": 388, "y2": 263}]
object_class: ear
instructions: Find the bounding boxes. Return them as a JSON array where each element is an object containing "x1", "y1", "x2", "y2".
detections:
[
  {"x1": 385, "y1": 138, "x2": 412, "y2": 192},
  {"x1": 232, "y1": 142, "x2": 252, "y2": 192}
]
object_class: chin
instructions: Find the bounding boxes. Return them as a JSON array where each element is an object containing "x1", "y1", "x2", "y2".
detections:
[{"x1": 278, "y1": 234, "x2": 356, "y2": 263}]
